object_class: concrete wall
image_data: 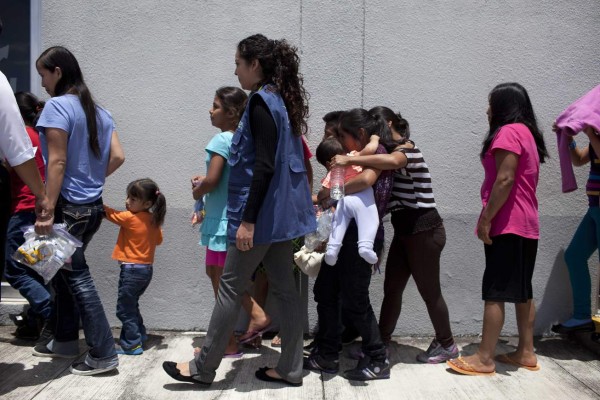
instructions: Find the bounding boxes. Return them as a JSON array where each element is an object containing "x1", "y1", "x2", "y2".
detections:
[{"x1": 36, "y1": 0, "x2": 600, "y2": 335}]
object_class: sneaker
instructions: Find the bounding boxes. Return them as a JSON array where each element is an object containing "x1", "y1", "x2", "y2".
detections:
[
  {"x1": 303, "y1": 354, "x2": 339, "y2": 374},
  {"x1": 341, "y1": 330, "x2": 360, "y2": 346},
  {"x1": 416, "y1": 339, "x2": 459, "y2": 364},
  {"x1": 116, "y1": 344, "x2": 143, "y2": 355},
  {"x1": 14, "y1": 325, "x2": 40, "y2": 341},
  {"x1": 32, "y1": 343, "x2": 77, "y2": 358},
  {"x1": 303, "y1": 341, "x2": 317, "y2": 356},
  {"x1": 35, "y1": 320, "x2": 54, "y2": 346},
  {"x1": 70, "y1": 361, "x2": 117, "y2": 376},
  {"x1": 343, "y1": 357, "x2": 390, "y2": 381}
]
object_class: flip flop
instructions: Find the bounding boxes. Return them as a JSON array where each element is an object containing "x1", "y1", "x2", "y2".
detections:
[
  {"x1": 238, "y1": 325, "x2": 271, "y2": 344},
  {"x1": 495, "y1": 353, "x2": 540, "y2": 371},
  {"x1": 223, "y1": 351, "x2": 244, "y2": 359},
  {"x1": 446, "y1": 357, "x2": 495, "y2": 376}
]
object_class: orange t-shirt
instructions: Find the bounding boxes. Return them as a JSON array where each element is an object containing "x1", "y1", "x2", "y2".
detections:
[{"x1": 104, "y1": 206, "x2": 163, "y2": 264}]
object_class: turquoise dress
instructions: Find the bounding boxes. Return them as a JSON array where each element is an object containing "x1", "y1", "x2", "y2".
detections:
[{"x1": 200, "y1": 131, "x2": 232, "y2": 252}]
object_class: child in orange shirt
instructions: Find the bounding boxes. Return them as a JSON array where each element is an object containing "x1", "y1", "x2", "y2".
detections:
[{"x1": 104, "y1": 178, "x2": 166, "y2": 355}]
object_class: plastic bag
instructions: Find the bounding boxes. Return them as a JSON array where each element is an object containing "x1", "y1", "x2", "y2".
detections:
[
  {"x1": 191, "y1": 197, "x2": 205, "y2": 227},
  {"x1": 12, "y1": 223, "x2": 83, "y2": 284},
  {"x1": 304, "y1": 206, "x2": 334, "y2": 252}
]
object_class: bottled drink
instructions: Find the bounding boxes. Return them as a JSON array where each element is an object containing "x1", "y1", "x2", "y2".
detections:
[{"x1": 329, "y1": 166, "x2": 345, "y2": 200}]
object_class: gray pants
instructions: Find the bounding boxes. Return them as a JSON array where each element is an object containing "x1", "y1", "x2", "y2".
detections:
[{"x1": 188, "y1": 240, "x2": 304, "y2": 384}]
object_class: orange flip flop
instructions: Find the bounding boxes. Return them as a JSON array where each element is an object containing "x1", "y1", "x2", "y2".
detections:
[
  {"x1": 495, "y1": 353, "x2": 540, "y2": 371},
  {"x1": 447, "y1": 357, "x2": 496, "y2": 376}
]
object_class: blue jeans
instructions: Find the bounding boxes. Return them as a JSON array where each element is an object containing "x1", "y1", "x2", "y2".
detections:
[
  {"x1": 4, "y1": 211, "x2": 54, "y2": 324},
  {"x1": 49, "y1": 197, "x2": 118, "y2": 369},
  {"x1": 564, "y1": 207, "x2": 600, "y2": 320},
  {"x1": 116, "y1": 264, "x2": 152, "y2": 349}
]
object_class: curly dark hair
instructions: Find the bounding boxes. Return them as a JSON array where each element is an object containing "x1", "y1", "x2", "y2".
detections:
[{"x1": 237, "y1": 34, "x2": 309, "y2": 136}]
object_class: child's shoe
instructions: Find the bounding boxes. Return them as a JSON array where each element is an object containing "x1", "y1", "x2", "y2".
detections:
[
  {"x1": 416, "y1": 339, "x2": 459, "y2": 364},
  {"x1": 116, "y1": 344, "x2": 143, "y2": 355}
]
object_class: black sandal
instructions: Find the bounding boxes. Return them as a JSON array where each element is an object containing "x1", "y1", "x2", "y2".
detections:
[
  {"x1": 255, "y1": 366, "x2": 302, "y2": 387},
  {"x1": 162, "y1": 361, "x2": 211, "y2": 386}
]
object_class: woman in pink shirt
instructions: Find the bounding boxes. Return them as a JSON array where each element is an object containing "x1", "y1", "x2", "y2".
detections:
[{"x1": 448, "y1": 82, "x2": 548, "y2": 376}]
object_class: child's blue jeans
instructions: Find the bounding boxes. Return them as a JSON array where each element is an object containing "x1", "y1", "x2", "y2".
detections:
[
  {"x1": 116, "y1": 264, "x2": 153, "y2": 350},
  {"x1": 564, "y1": 207, "x2": 600, "y2": 320}
]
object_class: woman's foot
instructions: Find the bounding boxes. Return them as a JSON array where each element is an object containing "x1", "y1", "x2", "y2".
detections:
[
  {"x1": 271, "y1": 334, "x2": 281, "y2": 348},
  {"x1": 239, "y1": 317, "x2": 272, "y2": 344},
  {"x1": 447, "y1": 353, "x2": 495, "y2": 376},
  {"x1": 496, "y1": 351, "x2": 539, "y2": 371}
]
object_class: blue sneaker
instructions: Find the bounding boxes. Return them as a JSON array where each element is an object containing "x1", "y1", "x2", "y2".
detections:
[{"x1": 116, "y1": 344, "x2": 143, "y2": 355}]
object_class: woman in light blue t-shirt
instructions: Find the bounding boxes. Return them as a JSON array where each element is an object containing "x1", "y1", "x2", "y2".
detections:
[{"x1": 34, "y1": 46, "x2": 125, "y2": 376}]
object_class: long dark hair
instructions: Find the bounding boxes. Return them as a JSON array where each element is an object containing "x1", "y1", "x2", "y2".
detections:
[
  {"x1": 127, "y1": 178, "x2": 166, "y2": 227},
  {"x1": 368, "y1": 106, "x2": 410, "y2": 144},
  {"x1": 36, "y1": 46, "x2": 101, "y2": 158},
  {"x1": 237, "y1": 34, "x2": 309, "y2": 136},
  {"x1": 481, "y1": 82, "x2": 548, "y2": 162},
  {"x1": 215, "y1": 86, "x2": 248, "y2": 124},
  {"x1": 15, "y1": 92, "x2": 45, "y2": 127},
  {"x1": 338, "y1": 108, "x2": 396, "y2": 153}
]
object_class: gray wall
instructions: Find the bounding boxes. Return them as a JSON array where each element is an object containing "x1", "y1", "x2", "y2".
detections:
[{"x1": 37, "y1": 0, "x2": 600, "y2": 335}]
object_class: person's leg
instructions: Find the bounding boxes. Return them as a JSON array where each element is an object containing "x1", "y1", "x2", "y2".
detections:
[
  {"x1": 239, "y1": 268, "x2": 271, "y2": 341},
  {"x1": 117, "y1": 265, "x2": 152, "y2": 351},
  {"x1": 405, "y1": 226, "x2": 454, "y2": 347},
  {"x1": 185, "y1": 244, "x2": 269, "y2": 383},
  {"x1": 310, "y1": 249, "x2": 342, "y2": 368},
  {"x1": 4, "y1": 212, "x2": 54, "y2": 324},
  {"x1": 324, "y1": 197, "x2": 352, "y2": 265},
  {"x1": 57, "y1": 201, "x2": 117, "y2": 371},
  {"x1": 206, "y1": 265, "x2": 222, "y2": 298},
  {"x1": 509, "y1": 299, "x2": 537, "y2": 367},
  {"x1": 260, "y1": 240, "x2": 304, "y2": 383},
  {"x1": 352, "y1": 190, "x2": 379, "y2": 264},
  {"x1": 378, "y1": 232, "x2": 411, "y2": 344},
  {"x1": 563, "y1": 209, "x2": 596, "y2": 320}
]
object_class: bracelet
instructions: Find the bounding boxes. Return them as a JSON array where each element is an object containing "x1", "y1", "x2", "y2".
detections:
[{"x1": 569, "y1": 140, "x2": 577, "y2": 150}]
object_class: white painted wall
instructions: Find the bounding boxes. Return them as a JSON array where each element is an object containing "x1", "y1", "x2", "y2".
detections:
[{"x1": 37, "y1": 0, "x2": 600, "y2": 335}]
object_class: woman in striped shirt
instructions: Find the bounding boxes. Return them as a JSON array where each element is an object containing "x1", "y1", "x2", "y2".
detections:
[{"x1": 331, "y1": 106, "x2": 457, "y2": 364}]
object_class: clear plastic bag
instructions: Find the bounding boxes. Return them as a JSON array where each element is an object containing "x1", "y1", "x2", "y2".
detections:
[
  {"x1": 12, "y1": 223, "x2": 83, "y2": 284},
  {"x1": 304, "y1": 206, "x2": 334, "y2": 252}
]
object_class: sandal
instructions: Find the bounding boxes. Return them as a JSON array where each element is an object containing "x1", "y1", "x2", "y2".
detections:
[
  {"x1": 238, "y1": 323, "x2": 271, "y2": 344},
  {"x1": 446, "y1": 357, "x2": 495, "y2": 376},
  {"x1": 495, "y1": 353, "x2": 540, "y2": 371}
]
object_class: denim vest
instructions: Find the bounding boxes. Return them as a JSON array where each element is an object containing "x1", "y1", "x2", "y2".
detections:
[{"x1": 227, "y1": 85, "x2": 316, "y2": 244}]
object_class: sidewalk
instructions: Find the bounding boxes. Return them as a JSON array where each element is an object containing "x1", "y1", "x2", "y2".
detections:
[{"x1": 0, "y1": 326, "x2": 599, "y2": 400}]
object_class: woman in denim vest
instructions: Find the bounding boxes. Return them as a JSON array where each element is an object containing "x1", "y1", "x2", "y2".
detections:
[{"x1": 163, "y1": 34, "x2": 315, "y2": 387}]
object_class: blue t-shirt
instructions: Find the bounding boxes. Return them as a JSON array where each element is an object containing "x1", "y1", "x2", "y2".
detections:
[
  {"x1": 200, "y1": 131, "x2": 233, "y2": 252},
  {"x1": 36, "y1": 94, "x2": 115, "y2": 203}
]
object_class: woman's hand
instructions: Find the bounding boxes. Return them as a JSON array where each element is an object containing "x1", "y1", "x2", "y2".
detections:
[
  {"x1": 330, "y1": 154, "x2": 350, "y2": 167},
  {"x1": 236, "y1": 221, "x2": 255, "y2": 251},
  {"x1": 35, "y1": 212, "x2": 55, "y2": 235},
  {"x1": 476, "y1": 215, "x2": 492, "y2": 245}
]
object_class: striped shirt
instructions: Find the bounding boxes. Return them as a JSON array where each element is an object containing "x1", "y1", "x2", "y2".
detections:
[
  {"x1": 586, "y1": 143, "x2": 600, "y2": 207},
  {"x1": 388, "y1": 141, "x2": 436, "y2": 212}
]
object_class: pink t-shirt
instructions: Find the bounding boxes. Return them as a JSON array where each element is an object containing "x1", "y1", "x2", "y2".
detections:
[
  {"x1": 480, "y1": 123, "x2": 540, "y2": 239},
  {"x1": 321, "y1": 151, "x2": 362, "y2": 188}
]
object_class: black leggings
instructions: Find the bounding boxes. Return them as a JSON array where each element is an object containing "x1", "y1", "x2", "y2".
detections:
[{"x1": 378, "y1": 224, "x2": 454, "y2": 347}]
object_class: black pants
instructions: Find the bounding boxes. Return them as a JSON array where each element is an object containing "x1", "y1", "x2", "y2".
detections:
[{"x1": 313, "y1": 220, "x2": 386, "y2": 362}]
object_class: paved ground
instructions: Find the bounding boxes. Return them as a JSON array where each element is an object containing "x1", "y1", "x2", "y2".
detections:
[{"x1": 0, "y1": 326, "x2": 599, "y2": 400}]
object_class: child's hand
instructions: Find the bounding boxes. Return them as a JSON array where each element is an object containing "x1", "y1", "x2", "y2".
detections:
[
  {"x1": 191, "y1": 176, "x2": 205, "y2": 188},
  {"x1": 330, "y1": 154, "x2": 350, "y2": 167}
]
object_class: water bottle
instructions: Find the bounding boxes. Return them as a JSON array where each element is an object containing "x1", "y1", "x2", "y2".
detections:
[{"x1": 329, "y1": 166, "x2": 345, "y2": 200}]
